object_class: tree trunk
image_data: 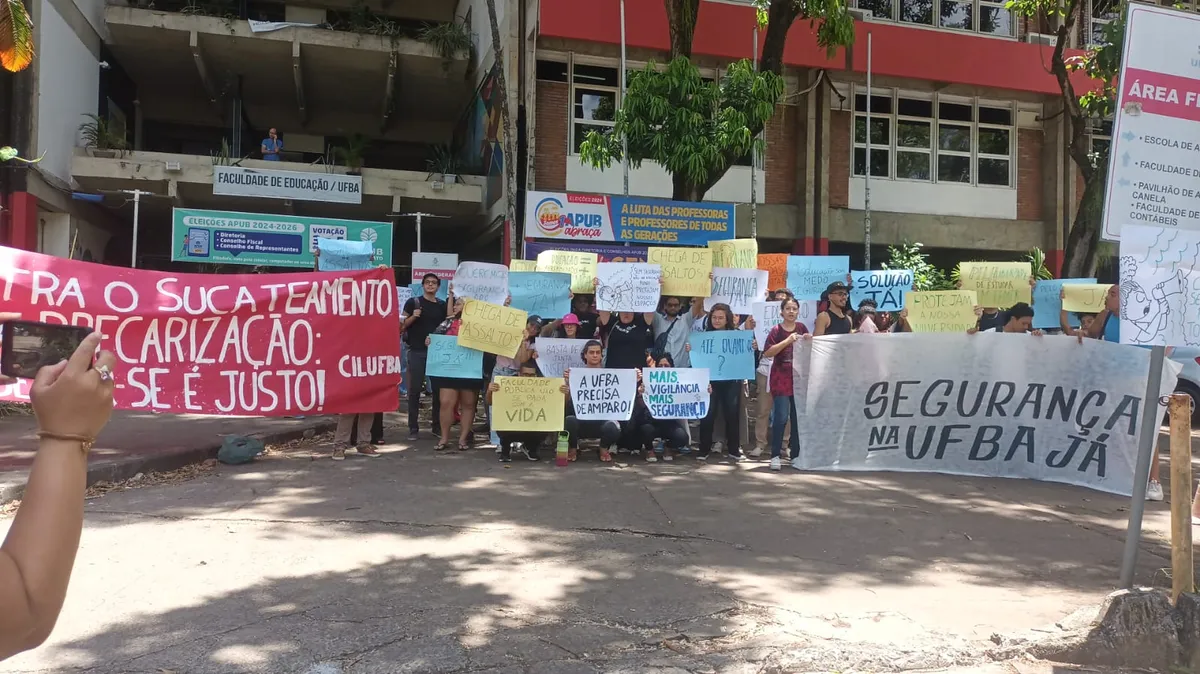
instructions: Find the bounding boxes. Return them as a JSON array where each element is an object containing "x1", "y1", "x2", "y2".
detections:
[
  {"x1": 1061, "y1": 164, "x2": 1107, "y2": 278},
  {"x1": 671, "y1": 173, "x2": 706, "y2": 201},
  {"x1": 484, "y1": 0, "x2": 519, "y2": 262},
  {"x1": 664, "y1": 0, "x2": 700, "y2": 58},
  {"x1": 758, "y1": 0, "x2": 801, "y2": 75}
]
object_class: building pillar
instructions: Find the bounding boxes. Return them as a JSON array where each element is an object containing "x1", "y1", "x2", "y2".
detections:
[{"x1": 7, "y1": 192, "x2": 38, "y2": 251}]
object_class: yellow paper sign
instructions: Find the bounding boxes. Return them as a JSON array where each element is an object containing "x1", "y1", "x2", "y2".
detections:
[
  {"x1": 906, "y1": 290, "x2": 979, "y2": 333},
  {"x1": 709, "y1": 239, "x2": 758, "y2": 269},
  {"x1": 957, "y1": 262, "x2": 1032, "y2": 309},
  {"x1": 492, "y1": 376, "x2": 566, "y2": 432},
  {"x1": 510, "y1": 259, "x2": 537, "y2": 271},
  {"x1": 458, "y1": 300, "x2": 528, "y2": 358},
  {"x1": 648, "y1": 246, "x2": 713, "y2": 297},
  {"x1": 1062, "y1": 283, "x2": 1111, "y2": 313},
  {"x1": 536, "y1": 250, "x2": 598, "y2": 294}
]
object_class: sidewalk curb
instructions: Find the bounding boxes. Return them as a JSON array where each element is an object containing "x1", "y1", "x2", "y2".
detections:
[{"x1": 0, "y1": 419, "x2": 338, "y2": 504}]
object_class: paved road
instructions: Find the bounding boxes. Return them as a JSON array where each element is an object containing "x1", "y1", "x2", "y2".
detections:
[{"x1": 0, "y1": 416, "x2": 1191, "y2": 674}]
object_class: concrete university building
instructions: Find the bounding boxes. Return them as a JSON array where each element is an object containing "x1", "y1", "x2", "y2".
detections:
[{"x1": 0, "y1": 0, "x2": 1135, "y2": 271}]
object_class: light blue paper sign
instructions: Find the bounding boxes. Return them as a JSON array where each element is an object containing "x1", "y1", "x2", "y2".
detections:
[
  {"x1": 316, "y1": 238, "x2": 373, "y2": 271},
  {"x1": 427, "y1": 335, "x2": 483, "y2": 379},
  {"x1": 850, "y1": 269, "x2": 913, "y2": 312},
  {"x1": 509, "y1": 271, "x2": 572, "y2": 319},
  {"x1": 687, "y1": 331, "x2": 755, "y2": 381},
  {"x1": 409, "y1": 282, "x2": 449, "y2": 302},
  {"x1": 787, "y1": 255, "x2": 850, "y2": 301},
  {"x1": 1032, "y1": 278, "x2": 1097, "y2": 330}
]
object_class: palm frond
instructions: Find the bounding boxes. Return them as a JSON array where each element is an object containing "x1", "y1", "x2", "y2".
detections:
[{"x1": 0, "y1": 0, "x2": 34, "y2": 73}]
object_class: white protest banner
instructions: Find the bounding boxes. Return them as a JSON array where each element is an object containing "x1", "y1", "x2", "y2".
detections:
[
  {"x1": 212, "y1": 166, "x2": 363, "y2": 204},
  {"x1": 568, "y1": 368, "x2": 637, "y2": 420},
  {"x1": 451, "y1": 262, "x2": 509, "y2": 306},
  {"x1": 533, "y1": 337, "x2": 584, "y2": 378},
  {"x1": 705, "y1": 268, "x2": 768, "y2": 314},
  {"x1": 412, "y1": 252, "x2": 458, "y2": 282},
  {"x1": 791, "y1": 333, "x2": 1180, "y2": 496},
  {"x1": 850, "y1": 269, "x2": 913, "y2": 312},
  {"x1": 751, "y1": 301, "x2": 781, "y2": 350},
  {"x1": 396, "y1": 285, "x2": 413, "y2": 319},
  {"x1": 1118, "y1": 224, "x2": 1199, "y2": 346},
  {"x1": 595, "y1": 262, "x2": 662, "y2": 313},
  {"x1": 642, "y1": 368, "x2": 709, "y2": 419}
]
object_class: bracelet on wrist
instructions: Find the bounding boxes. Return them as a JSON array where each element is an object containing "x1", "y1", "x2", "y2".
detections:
[{"x1": 36, "y1": 431, "x2": 94, "y2": 454}]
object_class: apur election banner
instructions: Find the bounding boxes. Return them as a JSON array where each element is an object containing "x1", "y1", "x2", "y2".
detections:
[
  {"x1": 0, "y1": 246, "x2": 401, "y2": 416},
  {"x1": 791, "y1": 334, "x2": 1180, "y2": 495},
  {"x1": 525, "y1": 190, "x2": 733, "y2": 246}
]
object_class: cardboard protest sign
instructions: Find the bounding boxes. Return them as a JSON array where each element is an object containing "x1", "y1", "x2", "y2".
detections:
[
  {"x1": 427, "y1": 334, "x2": 484, "y2": 379},
  {"x1": 492, "y1": 376, "x2": 566, "y2": 432},
  {"x1": 568, "y1": 368, "x2": 637, "y2": 420},
  {"x1": 905, "y1": 290, "x2": 978, "y2": 333},
  {"x1": 533, "y1": 337, "x2": 584, "y2": 378},
  {"x1": 757, "y1": 253, "x2": 788, "y2": 291},
  {"x1": 0, "y1": 246, "x2": 401, "y2": 415},
  {"x1": 595, "y1": 262, "x2": 661, "y2": 312},
  {"x1": 709, "y1": 239, "x2": 758, "y2": 269},
  {"x1": 1032, "y1": 278, "x2": 1096, "y2": 329},
  {"x1": 396, "y1": 285, "x2": 413, "y2": 319},
  {"x1": 957, "y1": 261, "x2": 1031, "y2": 308},
  {"x1": 1062, "y1": 283, "x2": 1111, "y2": 314},
  {"x1": 786, "y1": 255, "x2": 850, "y2": 301},
  {"x1": 688, "y1": 331, "x2": 755, "y2": 380},
  {"x1": 458, "y1": 300, "x2": 527, "y2": 358},
  {"x1": 642, "y1": 367, "x2": 709, "y2": 419},
  {"x1": 510, "y1": 259, "x2": 537, "y2": 271},
  {"x1": 536, "y1": 250, "x2": 598, "y2": 294},
  {"x1": 452, "y1": 261, "x2": 509, "y2": 305},
  {"x1": 509, "y1": 271, "x2": 572, "y2": 319},
  {"x1": 705, "y1": 268, "x2": 768, "y2": 314},
  {"x1": 791, "y1": 333, "x2": 1181, "y2": 496},
  {"x1": 850, "y1": 269, "x2": 912, "y2": 312},
  {"x1": 648, "y1": 246, "x2": 712, "y2": 297},
  {"x1": 316, "y1": 238, "x2": 374, "y2": 271}
]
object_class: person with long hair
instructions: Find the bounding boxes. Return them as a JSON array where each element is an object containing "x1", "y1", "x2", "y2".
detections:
[
  {"x1": 425, "y1": 292, "x2": 484, "y2": 451},
  {"x1": 761, "y1": 297, "x2": 811, "y2": 471},
  {"x1": 629, "y1": 350, "x2": 691, "y2": 462},
  {"x1": 563, "y1": 339, "x2": 622, "y2": 462},
  {"x1": 751, "y1": 288, "x2": 794, "y2": 458},
  {"x1": 696, "y1": 304, "x2": 746, "y2": 461}
]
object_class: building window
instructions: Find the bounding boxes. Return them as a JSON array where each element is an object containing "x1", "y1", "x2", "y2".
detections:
[
  {"x1": 1087, "y1": 0, "x2": 1119, "y2": 45},
  {"x1": 570, "y1": 63, "x2": 620, "y2": 153},
  {"x1": 875, "y1": 0, "x2": 1013, "y2": 36},
  {"x1": 851, "y1": 88, "x2": 1015, "y2": 188}
]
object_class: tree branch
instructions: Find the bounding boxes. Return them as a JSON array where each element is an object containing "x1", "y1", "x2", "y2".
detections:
[{"x1": 1050, "y1": 0, "x2": 1094, "y2": 181}]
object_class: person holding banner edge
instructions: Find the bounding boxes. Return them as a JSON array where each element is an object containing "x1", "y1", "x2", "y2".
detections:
[{"x1": 762, "y1": 297, "x2": 812, "y2": 471}]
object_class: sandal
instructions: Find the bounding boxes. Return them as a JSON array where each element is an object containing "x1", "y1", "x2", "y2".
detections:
[
  {"x1": 458, "y1": 437, "x2": 474, "y2": 451},
  {"x1": 434, "y1": 443, "x2": 452, "y2": 452},
  {"x1": 599, "y1": 449, "x2": 614, "y2": 463},
  {"x1": 567, "y1": 448, "x2": 578, "y2": 462}
]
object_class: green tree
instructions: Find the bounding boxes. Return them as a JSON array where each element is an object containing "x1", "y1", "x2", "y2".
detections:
[
  {"x1": 883, "y1": 242, "x2": 954, "y2": 291},
  {"x1": 1006, "y1": 0, "x2": 1121, "y2": 277},
  {"x1": 579, "y1": 0, "x2": 854, "y2": 202},
  {"x1": 0, "y1": 0, "x2": 34, "y2": 72}
]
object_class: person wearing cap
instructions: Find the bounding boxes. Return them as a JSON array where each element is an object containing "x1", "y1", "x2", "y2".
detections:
[
  {"x1": 542, "y1": 312, "x2": 588, "y2": 339},
  {"x1": 813, "y1": 281, "x2": 853, "y2": 336}
]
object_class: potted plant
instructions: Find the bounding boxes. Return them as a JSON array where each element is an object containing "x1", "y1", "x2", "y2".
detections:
[
  {"x1": 79, "y1": 114, "x2": 126, "y2": 158},
  {"x1": 427, "y1": 143, "x2": 460, "y2": 184},
  {"x1": 419, "y1": 21, "x2": 472, "y2": 68},
  {"x1": 334, "y1": 134, "x2": 369, "y2": 175}
]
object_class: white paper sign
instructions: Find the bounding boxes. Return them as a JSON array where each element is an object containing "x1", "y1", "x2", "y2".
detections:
[
  {"x1": 1118, "y1": 223, "x2": 1200, "y2": 346},
  {"x1": 751, "y1": 301, "x2": 782, "y2": 349},
  {"x1": 596, "y1": 262, "x2": 662, "y2": 312},
  {"x1": 212, "y1": 166, "x2": 363, "y2": 204},
  {"x1": 642, "y1": 367, "x2": 709, "y2": 419},
  {"x1": 790, "y1": 333, "x2": 1180, "y2": 496},
  {"x1": 1101, "y1": 4, "x2": 1200, "y2": 240},
  {"x1": 533, "y1": 337, "x2": 584, "y2": 378},
  {"x1": 705, "y1": 268, "x2": 769, "y2": 314},
  {"x1": 451, "y1": 262, "x2": 509, "y2": 306},
  {"x1": 396, "y1": 285, "x2": 413, "y2": 319},
  {"x1": 569, "y1": 368, "x2": 638, "y2": 420}
]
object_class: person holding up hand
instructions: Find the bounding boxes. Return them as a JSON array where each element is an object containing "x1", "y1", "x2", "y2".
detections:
[
  {"x1": 761, "y1": 297, "x2": 811, "y2": 471},
  {"x1": 0, "y1": 315, "x2": 116, "y2": 660}
]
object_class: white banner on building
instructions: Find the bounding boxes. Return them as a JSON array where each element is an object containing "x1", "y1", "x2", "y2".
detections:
[
  {"x1": 791, "y1": 333, "x2": 1180, "y2": 496},
  {"x1": 1118, "y1": 224, "x2": 1200, "y2": 346},
  {"x1": 212, "y1": 166, "x2": 363, "y2": 204}
]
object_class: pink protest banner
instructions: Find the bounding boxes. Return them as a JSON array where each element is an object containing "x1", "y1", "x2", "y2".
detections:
[{"x1": 0, "y1": 246, "x2": 401, "y2": 416}]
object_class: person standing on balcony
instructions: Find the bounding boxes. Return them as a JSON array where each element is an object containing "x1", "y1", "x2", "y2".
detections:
[{"x1": 261, "y1": 128, "x2": 283, "y2": 161}]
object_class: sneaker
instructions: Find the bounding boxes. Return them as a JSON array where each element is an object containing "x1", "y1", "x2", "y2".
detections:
[
  {"x1": 696, "y1": 450, "x2": 710, "y2": 461},
  {"x1": 728, "y1": 451, "x2": 747, "y2": 462},
  {"x1": 713, "y1": 442, "x2": 724, "y2": 455},
  {"x1": 791, "y1": 457, "x2": 804, "y2": 471},
  {"x1": 1147, "y1": 480, "x2": 1164, "y2": 502},
  {"x1": 646, "y1": 453, "x2": 658, "y2": 463},
  {"x1": 407, "y1": 430, "x2": 419, "y2": 441},
  {"x1": 769, "y1": 456, "x2": 781, "y2": 471},
  {"x1": 356, "y1": 444, "x2": 380, "y2": 458},
  {"x1": 499, "y1": 447, "x2": 512, "y2": 463},
  {"x1": 748, "y1": 446, "x2": 764, "y2": 459},
  {"x1": 332, "y1": 447, "x2": 346, "y2": 461},
  {"x1": 617, "y1": 446, "x2": 630, "y2": 454},
  {"x1": 663, "y1": 452, "x2": 674, "y2": 462}
]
